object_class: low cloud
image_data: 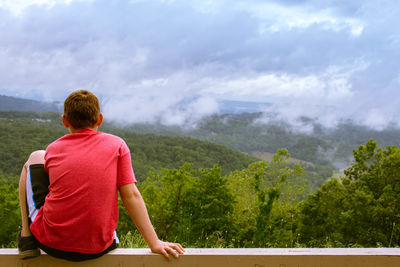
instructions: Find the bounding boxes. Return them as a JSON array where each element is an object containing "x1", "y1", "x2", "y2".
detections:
[
  {"x1": 103, "y1": 94, "x2": 219, "y2": 127},
  {"x1": 199, "y1": 63, "x2": 358, "y2": 102}
]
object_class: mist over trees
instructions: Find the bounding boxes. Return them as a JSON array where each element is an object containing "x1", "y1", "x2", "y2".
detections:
[{"x1": 125, "y1": 112, "x2": 400, "y2": 170}]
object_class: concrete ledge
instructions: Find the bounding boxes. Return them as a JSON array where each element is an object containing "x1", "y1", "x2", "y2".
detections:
[{"x1": 1, "y1": 248, "x2": 400, "y2": 267}]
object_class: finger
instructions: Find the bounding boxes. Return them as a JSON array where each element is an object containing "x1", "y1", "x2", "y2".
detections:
[
  {"x1": 161, "y1": 248, "x2": 170, "y2": 261},
  {"x1": 165, "y1": 246, "x2": 180, "y2": 259},
  {"x1": 176, "y1": 243, "x2": 185, "y2": 253},
  {"x1": 171, "y1": 243, "x2": 185, "y2": 254}
]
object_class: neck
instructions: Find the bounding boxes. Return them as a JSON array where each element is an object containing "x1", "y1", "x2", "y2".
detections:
[{"x1": 68, "y1": 126, "x2": 98, "y2": 134}]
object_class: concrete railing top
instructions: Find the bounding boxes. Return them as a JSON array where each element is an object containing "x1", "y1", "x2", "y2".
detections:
[
  {"x1": 2, "y1": 247, "x2": 400, "y2": 255},
  {"x1": 1, "y1": 248, "x2": 400, "y2": 267}
]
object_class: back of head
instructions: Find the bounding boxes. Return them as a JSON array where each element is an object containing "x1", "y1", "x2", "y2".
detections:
[{"x1": 64, "y1": 90, "x2": 100, "y2": 130}]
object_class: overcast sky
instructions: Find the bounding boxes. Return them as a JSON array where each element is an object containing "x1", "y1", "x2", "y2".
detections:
[{"x1": 0, "y1": 0, "x2": 399, "y2": 129}]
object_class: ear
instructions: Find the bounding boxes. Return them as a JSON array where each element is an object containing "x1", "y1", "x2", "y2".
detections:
[
  {"x1": 96, "y1": 113, "x2": 103, "y2": 127},
  {"x1": 61, "y1": 114, "x2": 70, "y2": 129}
]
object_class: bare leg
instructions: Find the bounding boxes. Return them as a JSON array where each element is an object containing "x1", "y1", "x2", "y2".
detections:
[{"x1": 19, "y1": 150, "x2": 45, "y2": 237}]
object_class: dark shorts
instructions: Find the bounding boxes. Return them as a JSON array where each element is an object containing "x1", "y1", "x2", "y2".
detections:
[{"x1": 26, "y1": 164, "x2": 118, "y2": 261}]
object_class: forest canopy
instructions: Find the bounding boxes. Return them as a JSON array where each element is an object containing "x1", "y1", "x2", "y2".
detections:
[{"x1": 0, "y1": 111, "x2": 399, "y2": 248}]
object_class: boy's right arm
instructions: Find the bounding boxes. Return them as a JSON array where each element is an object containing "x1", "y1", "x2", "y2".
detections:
[{"x1": 119, "y1": 183, "x2": 185, "y2": 259}]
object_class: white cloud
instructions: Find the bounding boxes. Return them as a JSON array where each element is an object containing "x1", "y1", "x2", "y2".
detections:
[
  {"x1": 102, "y1": 92, "x2": 219, "y2": 126},
  {"x1": 188, "y1": 96, "x2": 219, "y2": 119},
  {"x1": 199, "y1": 63, "x2": 359, "y2": 103},
  {"x1": 258, "y1": 102, "x2": 346, "y2": 130},
  {"x1": 99, "y1": 69, "x2": 220, "y2": 125},
  {"x1": 238, "y1": 2, "x2": 364, "y2": 37},
  {"x1": 0, "y1": 0, "x2": 92, "y2": 16},
  {"x1": 363, "y1": 108, "x2": 392, "y2": 131}
]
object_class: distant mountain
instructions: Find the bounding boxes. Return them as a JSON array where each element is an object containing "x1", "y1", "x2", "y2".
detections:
[
  {"x1": 3, "y1": 94, "x2": 399, "y2": 175},
  {"x1": 122, "y1": 112, "x2": 400, "y2": 173},
  {"x1": 0, "y1": 110, "x2": 257, "y2": 182},
  {"x1": 0, "y1": 94, "x2": 271, "y2": 114},
  {"x1": 219, "y1": 99, "x2": 272, "y2": 114},
  {"x1": 0, "y1": 95, "x2": 61, "y2": 112}
]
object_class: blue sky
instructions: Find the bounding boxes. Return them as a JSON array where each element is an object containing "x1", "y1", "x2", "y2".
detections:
[{"x1": 0, "y1": 0, "x2": 399, "y2": 129}]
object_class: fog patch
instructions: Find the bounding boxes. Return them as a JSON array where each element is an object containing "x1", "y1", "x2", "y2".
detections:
[{"x1": 103, "y1": 94, "x2": 219, "y2": 127}]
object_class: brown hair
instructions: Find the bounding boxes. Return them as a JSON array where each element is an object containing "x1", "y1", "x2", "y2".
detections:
[{"x1": 64, "y1": 90, "x2": 100, "y2": 129}]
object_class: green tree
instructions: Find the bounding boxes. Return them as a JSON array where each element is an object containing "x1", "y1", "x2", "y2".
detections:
[
  {"x1": 139, "y1": 164, "x2": 235, "y2": 247},
  {"x1": 298, "y1": 140, "x2": 400, "y2": 247},
  {"x1": 186, "y1": 165, "x2": 234, "y2": 246},
  {"x1": 297, "y1": 178, "x2": 347, "y2": 247},
  {"x1": 227, "y1": 149, "x2": 305, "y2": 247},
  {"x1": 139, "y1": 163, "x2": 197, "y2": 241},
  {"x1": 0, "y1": 180, "x2": 20, "y2": 247},
  {"x1": 342, "y1": 140, "x2": 400, "y2": 246}
]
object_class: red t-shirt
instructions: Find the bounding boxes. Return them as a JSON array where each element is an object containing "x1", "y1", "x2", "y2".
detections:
[{"x1": 30, "y1": 129, "x2": 136, "y2": 254}]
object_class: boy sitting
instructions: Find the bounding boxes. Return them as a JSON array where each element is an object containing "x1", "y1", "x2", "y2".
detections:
[{"x1": 18, "y1": 90, "x2": 184, "y2": 261}]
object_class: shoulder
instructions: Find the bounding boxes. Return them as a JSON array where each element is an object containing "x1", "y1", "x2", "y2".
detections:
[
  {"x1": 99, "y1": 132, "x2": 132, "y2": 158},
  {"x1": 46, "y1": 134, "x2": 68, "y2": 150},
  {"x1": 98, "y1": 132, "x2": 130, "y2": 150},
  {"x1": 98, "y1": 131, "x2": 125, "y2": 143}
]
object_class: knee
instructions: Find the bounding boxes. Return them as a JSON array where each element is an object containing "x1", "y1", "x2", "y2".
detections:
[
  {"x1": 29, "y1": 150, "x2": 45, "y2": 158},
  {"x1": 26, "y1": 150, "x2": 46, "y2": 166}
]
